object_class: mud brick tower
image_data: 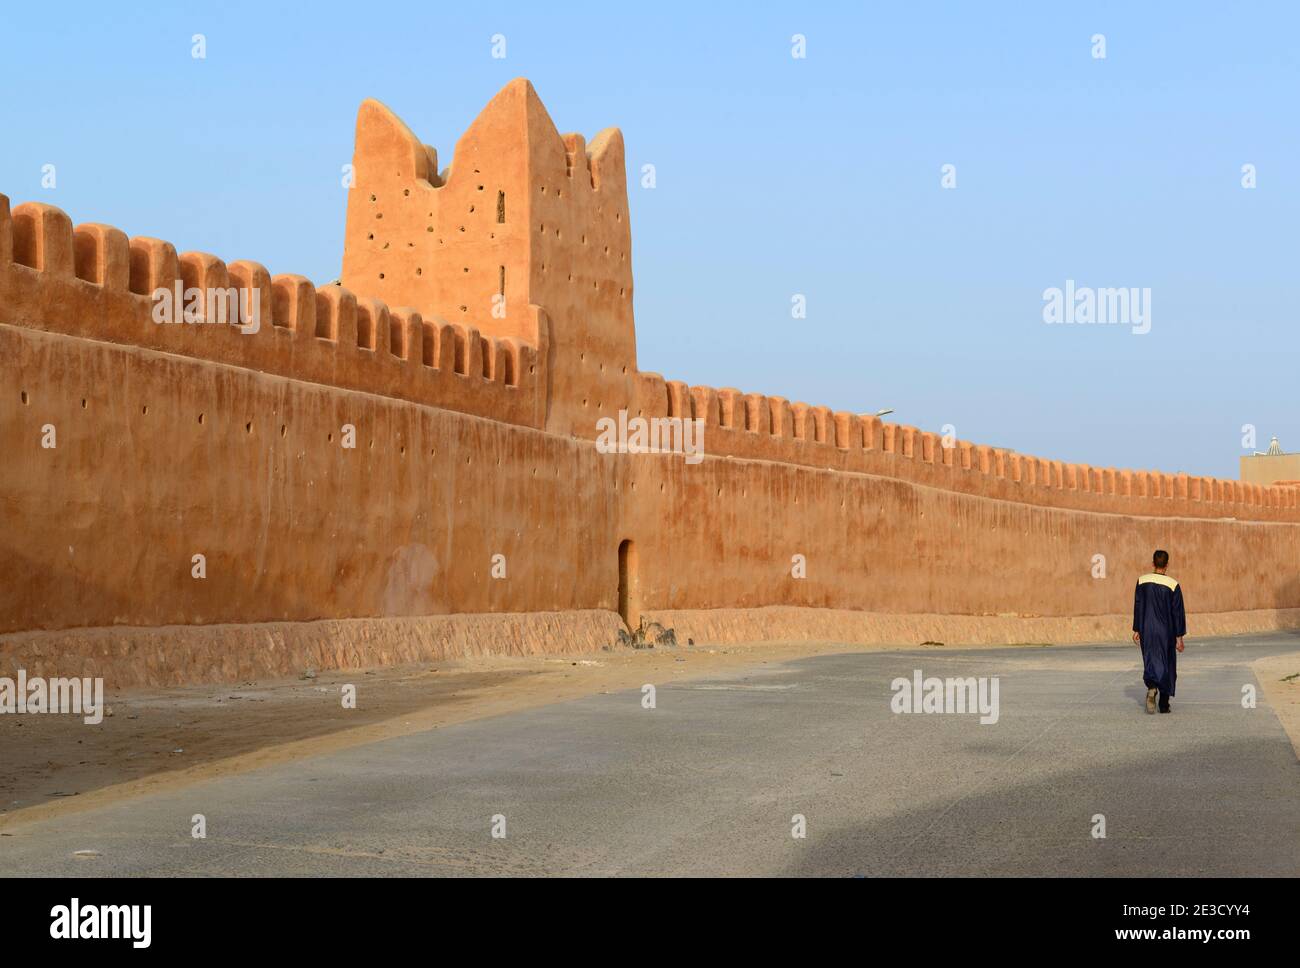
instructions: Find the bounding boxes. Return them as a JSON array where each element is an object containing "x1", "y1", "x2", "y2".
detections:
[{"x1": 342, "y1": 79, "x2": 636, "y2": 439}]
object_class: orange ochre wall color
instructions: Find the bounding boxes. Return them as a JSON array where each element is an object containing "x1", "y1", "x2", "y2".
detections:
[{"x1": 2, "y1": 80, "x2": 1299, "y2": 659}]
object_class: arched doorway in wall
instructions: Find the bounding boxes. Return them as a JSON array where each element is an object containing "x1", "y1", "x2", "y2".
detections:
[{"x1": 617, "y1": 539, "x2": 639, "y2": 630}]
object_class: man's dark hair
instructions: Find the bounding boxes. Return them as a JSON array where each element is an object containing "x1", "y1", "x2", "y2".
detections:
[{"x1": 1153, "y1": 549, "x2": 1170, "y2": 569}]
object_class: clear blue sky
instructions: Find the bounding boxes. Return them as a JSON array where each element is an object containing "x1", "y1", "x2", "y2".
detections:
[{"x1": 4, "y1": 1, "x2": 1296, "y2": 477}]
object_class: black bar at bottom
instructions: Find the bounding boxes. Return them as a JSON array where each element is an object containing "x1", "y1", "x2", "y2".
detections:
[{"x1": 8, "y1": 876, "x2": 1285, "y2": 953}]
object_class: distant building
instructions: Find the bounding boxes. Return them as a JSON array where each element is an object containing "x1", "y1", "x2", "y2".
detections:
[{"x1": 1241, "y1": 436, "x2": 1300, "y2": 486}]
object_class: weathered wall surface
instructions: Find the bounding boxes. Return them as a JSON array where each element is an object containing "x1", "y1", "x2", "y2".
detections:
[
  {"x1": 3, "y1": 79, "x2": 1299, "y2": 686},
  {"x1": 5, "y1": 295, "x2": 1297, "y2": 633}
]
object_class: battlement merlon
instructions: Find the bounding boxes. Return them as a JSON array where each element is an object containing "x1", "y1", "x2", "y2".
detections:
[
  {"x1": 341, "y1": 78, "x2": 638, "y2": 439},
  {"x1": 0, "y1": 194, "x2": 542, "y2": 429}
]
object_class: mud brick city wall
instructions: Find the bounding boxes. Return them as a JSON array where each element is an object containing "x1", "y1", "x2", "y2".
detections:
[{"x1": 2, "y1": 80, "x2": 1298, "y2": 682}]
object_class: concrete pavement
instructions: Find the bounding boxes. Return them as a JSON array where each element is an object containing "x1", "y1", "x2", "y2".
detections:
[{"x1": 2, "y1": 634, "x2": 1297, "y2": 876}]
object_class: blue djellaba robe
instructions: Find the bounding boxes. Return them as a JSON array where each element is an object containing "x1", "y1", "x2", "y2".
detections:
[{"x1": 1133, "y1": 573, "x2": 1187, "y2": 700}]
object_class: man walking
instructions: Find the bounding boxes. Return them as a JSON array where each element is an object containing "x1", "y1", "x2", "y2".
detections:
[{"x1": 1132, "y1": 549, "x2": 1186, "y2": 714}]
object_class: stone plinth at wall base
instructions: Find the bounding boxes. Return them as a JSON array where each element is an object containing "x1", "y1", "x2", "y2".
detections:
[
  {"x1": 6, "y1": 607, "x2": 1300, "y2": 690},
  {"x1": 0, "y1": 611, "x2": 626, "y2": 689},
  {"x1": 641, "y1": 606, "x2": 1300, "y2": 650}
]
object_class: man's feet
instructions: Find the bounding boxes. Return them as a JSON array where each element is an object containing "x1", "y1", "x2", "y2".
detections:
[
  {"x1": 1145, "y1": 688, "x2": 1158, "y2": 714},
  {"x1": 1159, "y1": 705, "x2": 1171, "y2": 714}
]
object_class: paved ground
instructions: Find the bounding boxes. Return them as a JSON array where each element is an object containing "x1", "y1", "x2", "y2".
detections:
[{"x1": 2, "y1": 635, "x2": 1297, "y2": 876}]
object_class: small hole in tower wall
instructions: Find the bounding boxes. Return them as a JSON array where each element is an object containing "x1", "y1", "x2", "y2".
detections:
[
  {"x1": 21, "y1": 390, "x2": 29, "y2": 405},
  {"x1": 497, "y1": 191, "x2": 506, "y2": 223}
]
